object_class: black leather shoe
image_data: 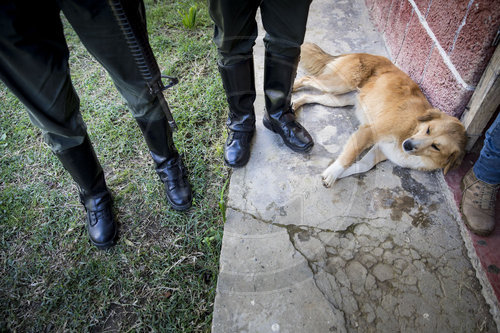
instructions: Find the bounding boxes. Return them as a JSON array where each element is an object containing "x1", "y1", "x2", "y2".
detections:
[
  {"x1": 263, "y1": 112, "x2": 313, "y2": 153},
  {"x1": 224, "y1": 130, "x2": 254, "y2": 167},
  {"x1": 155, "y1": 154, "x2": 192, "y2": 211},
  {"x1": 80, "y1": 191, "x2": 117, "y2": 250},
  {"x1": 135, "y1": 117, "x2": 193, "y2": 211},
  {"x1": 54, "y1": 135, "x2": 117, "y2": 249}
]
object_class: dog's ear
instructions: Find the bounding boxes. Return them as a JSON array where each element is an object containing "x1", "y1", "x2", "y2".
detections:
[
  {"x1": 443, "y1": 150, "x2": 463, "y2": 175},
  {"x1": 418, "y1": 108, "x2": 442, "y2": 122}
]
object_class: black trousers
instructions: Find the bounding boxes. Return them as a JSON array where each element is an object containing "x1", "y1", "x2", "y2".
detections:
[
  {"x1": 0, "y1": 0, "x2": 166, "y2": 153},
  {"x1": 209, "y1": 0, "x2": 313, "y2": 65}
]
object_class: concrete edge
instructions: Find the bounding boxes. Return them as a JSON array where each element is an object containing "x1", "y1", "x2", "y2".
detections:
[{"x1": 439, "y1": 173, "x2": 500, "y2": 330}]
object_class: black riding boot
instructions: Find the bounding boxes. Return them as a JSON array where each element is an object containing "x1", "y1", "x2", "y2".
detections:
[
  {"x1": 263, "y1": 52, "x2": 313, "y2": 153},
  {"x1": 218, "y1": 56, "x2": 256, "y2": 167},
  {"x1": 136, "y1": 116, "x2": 192, "y2": 211},
  {"x1": 55, "y1": 135, "x2": 117, "y2": 249}
]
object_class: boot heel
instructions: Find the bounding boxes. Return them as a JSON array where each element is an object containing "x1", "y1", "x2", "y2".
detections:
[{"x1": 262, "y1": 116, "x2": 277, "y2": 133}]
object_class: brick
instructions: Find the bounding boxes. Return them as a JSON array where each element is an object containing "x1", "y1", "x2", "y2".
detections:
[
  {"x1": 420, "y1": 48, "x2": 473, "y2": 117},
  {"x1": 426, "y1": 0, "x2": 469, "y2": 52},
  {"x1": 384, "y1": 0, "x2": 414, "y2": 59},
  {"x1": 413, "y1": 0, "x2": 432, "y2": 17},
  {"x1": 366, "y1": 0, "x2": 498, "y2": 118},
  {"x1": 395, "y1": 13, "x2": 434, "y2": 84},
  {"x1": 449, "y1": 0, "x2": 500, "y2": 85}
]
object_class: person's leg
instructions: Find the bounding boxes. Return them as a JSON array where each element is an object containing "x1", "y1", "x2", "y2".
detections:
[
  {"x1": 474, "y1": 114, "x2": 500, "y2": 185},
  {"x1": 60, "y1": 0, "x2": 192, "y2": 210},
  {"x1": 0, "y1": 1, "x2": 85, "y2": 152},
  {"x1": 461, "y1": 113, "x2": 500, "y2": 236},
  {"x1": 260, "y1": 0, "x2": 314, "y2": 153},
  {"x1": 209, "y1": 0, "x2": 260, "y2": 66},
  {"x1": 209, "y1": 0, "x2": 260, "y2": 167},
  {"x1": 0, "y1": 0, "x2": 116, "y2": 248},
  {"x1": 260, "y1": 0, "x2": 312, "y2": 58}
]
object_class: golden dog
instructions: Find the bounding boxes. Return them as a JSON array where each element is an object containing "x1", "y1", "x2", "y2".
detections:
[{"x1": 292, "y1": 43, "x2": 467, "y2": 187}]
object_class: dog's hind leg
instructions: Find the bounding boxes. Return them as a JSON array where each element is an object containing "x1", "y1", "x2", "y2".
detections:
[
  {"x1": 293, "y1": 74, "x2": 355, "y2": 94},
  {"x1": 293, "y1": 75, "x2": 313, "y2": 92},
  {"x1": 292, "y1": 92, "x2": 356, "y2": 110},
  {"x1": 338, "y1": 144, "x2": 387, "y2": 179}
]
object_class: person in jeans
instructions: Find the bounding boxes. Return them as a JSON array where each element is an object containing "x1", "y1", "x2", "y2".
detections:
[
  {"x1": 461, "y1": 113, "x2": 500, "y2": 236},
  {"x1": 209, "y1": 0, "x2": 314, "y2": 168},
  {"x1": 0, "y1": 0, "x2": 192, "y2": 249}
]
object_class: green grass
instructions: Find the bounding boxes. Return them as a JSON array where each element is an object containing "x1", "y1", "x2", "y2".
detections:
[{"x1": 0, "y1": 0, "x2": 229, "y2": 331}]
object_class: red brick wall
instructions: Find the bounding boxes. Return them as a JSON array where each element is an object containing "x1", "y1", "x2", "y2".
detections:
[{"x1": 365, "y1": 0, "x2": 499, "y2": 117}]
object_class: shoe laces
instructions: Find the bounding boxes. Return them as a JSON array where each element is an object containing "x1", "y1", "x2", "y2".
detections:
[
  {"x1": 89, "y1": 208, "x2": 111, "y2": 227},
  {"x1": 472, "y1": 182, "x2": 499, "y2": 211},
  {"x1": 165, "y1": 157, "x2": 188, "y2": 188}
]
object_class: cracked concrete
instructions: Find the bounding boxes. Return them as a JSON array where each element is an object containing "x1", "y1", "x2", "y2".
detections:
[{"x1": 211, "y1": 0, "x2": 497, "y2": 332}]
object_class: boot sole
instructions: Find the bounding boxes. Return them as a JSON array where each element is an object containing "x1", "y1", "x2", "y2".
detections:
[
  {"x1": 460, "y1": 211, "x2": 493, "y2": 237},
  {"x1": 167, "y1": 195, "x2": 192, "y2": 211},
  {"x1": 224, "y1": 156, "x2": 250, "y2": 168},
  {"x1": 90, "y1": 228, "x2": 118, "y2": 250},
  {"x1": 91, "y1": 238, "x2": 116, "y2": 250},
  {"x1": 224, "y1": 161, "x2": 248, "y2": 168},
  {"x1": 263, "y1": 118, "x2": 313, "y2": 153}
]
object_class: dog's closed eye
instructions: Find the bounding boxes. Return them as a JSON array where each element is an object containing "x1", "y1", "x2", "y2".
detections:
[
  {"x1": 426, "y1": 127, "x2": 430, "y2": 135},
  {"x1": 431, "y1": 143, "x2": 440, "y2": 151}
]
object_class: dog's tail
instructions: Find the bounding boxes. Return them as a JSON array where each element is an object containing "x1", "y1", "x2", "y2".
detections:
[{"x1": 299, "y1": 42, "x2": 338, "y2": 75}]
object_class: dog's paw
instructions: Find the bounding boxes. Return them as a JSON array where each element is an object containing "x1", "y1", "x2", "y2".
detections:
[
  {"x1": 321, "y1": 161, "x2": 344, "y2": 188},
  {"x1": 321, "y1": 173, "x2": 336, "y2": 188}
]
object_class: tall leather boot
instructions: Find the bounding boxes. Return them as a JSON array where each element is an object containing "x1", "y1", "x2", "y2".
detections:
[
  {"x1": 55, "y1": 135, "x2": 117, "y2": 249},
  {"x1": 263, "y1": 52, "x2": 313, "y2": 153},
  {"x1": 218, "y1": 56, "x2": 256, "y2": 167},
  {"x1": 136, "y1": 116, "x2": 192, "y2": 211}
]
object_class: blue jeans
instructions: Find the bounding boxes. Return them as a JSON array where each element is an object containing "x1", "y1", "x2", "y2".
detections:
[{"x1": 474, "y1": 113, "x2": 500, "y2": 185}]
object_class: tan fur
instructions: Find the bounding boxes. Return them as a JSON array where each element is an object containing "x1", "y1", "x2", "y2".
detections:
[
  {"x1": 299, "y1": 42, "x2": 338, "y2": 76},
  {"x1": 293, "y1": 43, "x2": 467, "y2": 187}
]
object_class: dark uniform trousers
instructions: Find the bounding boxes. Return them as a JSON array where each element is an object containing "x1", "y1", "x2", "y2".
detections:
[
  {"x1": 209, "y1": 0, "x2": 313, "y2": 66},
  {"x1": 0, "y1": 0, "x2": 166, "y2": 153},
  {"x1": 208, "y1": 0, "x2": 314, "y2": 162}
]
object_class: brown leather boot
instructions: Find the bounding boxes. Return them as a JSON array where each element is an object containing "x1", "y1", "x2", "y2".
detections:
[{"x1": 460, "y1": 168, "x2": 499, "y2": 236}]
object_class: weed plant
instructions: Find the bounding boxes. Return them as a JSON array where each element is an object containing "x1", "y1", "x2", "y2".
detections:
[
  {"x1": 0, "y1": 0, "x2": 228, "y2": 331},
  {"x1": 178, "y1": 4, "x2": 199, "y2": 29}
]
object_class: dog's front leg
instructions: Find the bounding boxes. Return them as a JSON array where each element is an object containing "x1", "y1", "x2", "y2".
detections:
[
  {"x1": 321, "y1": 160, "x2": 346, "y2": 188},
  {"x1": 321, "y1": 125, "x2": 374, "y2": 187},
  {"x1": 338, "y1": 145, "x2": 387, "y2": 179}
]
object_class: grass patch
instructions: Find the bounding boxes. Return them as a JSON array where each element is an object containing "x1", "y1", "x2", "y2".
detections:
[{"x1": 0, "y1": 0, "x2": 229, "y2": 331}]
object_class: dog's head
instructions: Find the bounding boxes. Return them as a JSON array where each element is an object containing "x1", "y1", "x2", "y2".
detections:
[{"x1": 402, "y1": 108, "x2": 467, "y2": 174}]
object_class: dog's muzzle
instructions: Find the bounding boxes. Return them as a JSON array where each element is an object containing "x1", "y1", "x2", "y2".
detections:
[{"x1": 402, "y1": 139, "x2": 416, "y2": 153}]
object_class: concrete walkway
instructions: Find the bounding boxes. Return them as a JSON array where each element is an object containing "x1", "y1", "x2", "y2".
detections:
[{"x1": 211, "y1": 0, "x2": 498, "y2": 332}]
